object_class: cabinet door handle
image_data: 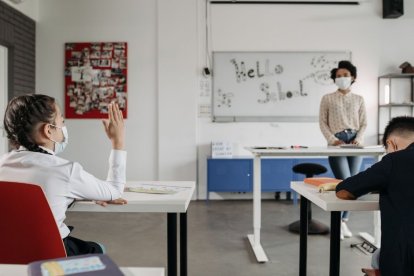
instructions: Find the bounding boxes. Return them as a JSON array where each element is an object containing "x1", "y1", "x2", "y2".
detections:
[{"x1": 247, "y1": 174, "x2": 251, "y2": 177}]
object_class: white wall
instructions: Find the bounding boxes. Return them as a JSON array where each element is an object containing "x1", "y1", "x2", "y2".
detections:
[
  {"x1": 0, "y1": 0, "x2": 38, "y2": 21},
  {"x1": 34, "y1": 0, "x2": 414, "y2": 200},
  {"x1": 197, "y1": 0, "x2": 414, "y2": 199},
  {"x1": 157, "y1": 0, "x2": 198, "y2": 181},
  {"x1": 36, "y1": 0, "x2": 197, "y2": 183}
]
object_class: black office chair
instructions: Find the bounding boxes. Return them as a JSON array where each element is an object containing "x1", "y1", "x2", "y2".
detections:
[{"x1": 288, "y1": 163, "x2": 330, "y2": 235}]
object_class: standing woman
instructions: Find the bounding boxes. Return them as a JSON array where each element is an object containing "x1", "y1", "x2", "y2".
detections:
[{"x1": 319, "y1": 60, "x2": 367, "y2": 239}]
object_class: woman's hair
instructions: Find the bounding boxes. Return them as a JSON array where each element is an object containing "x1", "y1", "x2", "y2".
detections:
[
  {"x1": 3, "y1": 94, "x2": 56, "y2": 154},
  {"x1": 330, "y1": 60, "x2": 357, "y2": 82}
]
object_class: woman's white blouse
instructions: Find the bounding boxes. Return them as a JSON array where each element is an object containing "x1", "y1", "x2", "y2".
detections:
[
  {"x1": 0, "y1": 148, "x2": 127, "y2": 238},
  {"x1": 319, "y1": 91, "x2": 367, "y2": 145}
]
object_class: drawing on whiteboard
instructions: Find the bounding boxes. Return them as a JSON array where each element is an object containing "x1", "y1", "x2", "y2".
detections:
[
  {"x1": 216, "y1": 89, "x2": 233, "y2": 108},
  {"x1": 306, "y1": 55, "x2": 343, "y2": 84},
  {"x1": 258, "y1": 81, "x2": 307, "y2": 104},
  {"x1": 213, "y1": 51, "x2": 351, "y2": 121},
  {"x1": 230, "y1": 58, "x2": 284, "y2": 83}
]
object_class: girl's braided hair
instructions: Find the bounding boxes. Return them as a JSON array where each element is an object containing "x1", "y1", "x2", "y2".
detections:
[{"x1": 3, "y1": 94, "x2": 56, "y2": 154}]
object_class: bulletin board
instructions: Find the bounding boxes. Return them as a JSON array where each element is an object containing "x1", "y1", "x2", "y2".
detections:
[
  {"x1": 212, "y1": 51, "x2": 351, "y2": 122},
  {"x1": 64, "y1": 42, "x2": 128, "y2": 119}
]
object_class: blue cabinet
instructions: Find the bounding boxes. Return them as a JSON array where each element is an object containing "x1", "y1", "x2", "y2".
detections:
[
  {"x1": 261, "y1": 159, "x2": 294, "y2": 192},
  {"x1": 207, "y1": 158, "x2": 252, "y2": 194},
  {"x1": 207, "y1": 157, "x2": 375, "y2": 200}
]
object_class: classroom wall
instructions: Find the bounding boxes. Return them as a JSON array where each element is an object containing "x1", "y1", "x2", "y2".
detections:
[
  {"x1": 197, "y1": 0, "x2": 414, "y2": 199},
  {"x1": 34, "y1": 0, "x2": 414, "y2": 200},
  {"x1": 36, "y1": 0, "x2": 197, "y2": 183}
]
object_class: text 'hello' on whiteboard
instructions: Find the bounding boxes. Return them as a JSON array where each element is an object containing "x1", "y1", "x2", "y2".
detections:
[{"x1": 212, "y1": 51, "x2": 351, "y2": 122}]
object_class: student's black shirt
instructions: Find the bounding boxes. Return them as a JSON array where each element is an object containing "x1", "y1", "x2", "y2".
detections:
[{"x1": 336, "y1": 143, "x2": 414, "y2": 276}]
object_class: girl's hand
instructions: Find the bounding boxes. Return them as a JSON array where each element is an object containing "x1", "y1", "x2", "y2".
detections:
[
  {"x1": 95, "y1": 198, "x2": 128, "y2": 207},
  {"x1": 333, "y1": 140, "x2": 344, "y2": 146},
  {"x1": 102, "y1": 102, "x2": 125, "y2": 150}
]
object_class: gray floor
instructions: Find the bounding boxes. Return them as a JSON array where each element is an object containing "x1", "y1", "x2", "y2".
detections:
[{"x1": 65, "y1": 198, "x2": 375, "y2": 276}]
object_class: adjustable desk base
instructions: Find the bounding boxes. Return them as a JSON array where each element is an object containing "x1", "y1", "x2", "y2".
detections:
[{"x1": 247, "y1": 234, "x2": 269, "y2": 263}]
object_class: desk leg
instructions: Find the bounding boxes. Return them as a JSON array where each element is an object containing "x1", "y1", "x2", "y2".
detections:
[
  {"x1": 299, "y1": 196, "x2": 309, "y2": 276},
  {"x1": 247, "y1": 154, "x2": 269, "y2": 262},
  {"x1": 168, "y1": 213, "x2": 177, "y2": 276},
  {"x1": 330, "y1": 211, "x2": 341, "y2": 276},
  {"x1": 180, "y1": 212, "x2": 187, "y2": 276}
]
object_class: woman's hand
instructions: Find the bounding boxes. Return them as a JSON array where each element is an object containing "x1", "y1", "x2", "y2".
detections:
[
  {"x1": 95, "y1": 198, "x2": 128, "y2": 207},
  {"x1": 102, "y1": 102, "x2": 125, "y2": 150},
  {"x1": 351, "y1": 140, "x2": 360, "y2": 145},
  {"x1": 333, "y1": 140, "x2": 344, "y2": 146}
]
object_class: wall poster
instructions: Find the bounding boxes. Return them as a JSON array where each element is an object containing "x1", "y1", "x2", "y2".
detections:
[{"x1": 64, "y1": 42, "x2": 127, "y2": 118}]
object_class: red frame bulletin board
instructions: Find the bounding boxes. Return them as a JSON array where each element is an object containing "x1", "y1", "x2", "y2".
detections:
[{"x1": 64, "y1": 42, "x2": 127, "y2": 119}]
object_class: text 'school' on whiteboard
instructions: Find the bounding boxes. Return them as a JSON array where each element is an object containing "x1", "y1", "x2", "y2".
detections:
[{"x1": 212, "y1": 51, "x2": 351, "y2": 122}]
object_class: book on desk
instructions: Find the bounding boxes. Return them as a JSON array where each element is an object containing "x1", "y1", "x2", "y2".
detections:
[
  {"x1": 304, "y1": 177, "x2": 342, "y2": 193},
  {"x1": 28, "y1": 254, "x2": 123, "y2": 276}
]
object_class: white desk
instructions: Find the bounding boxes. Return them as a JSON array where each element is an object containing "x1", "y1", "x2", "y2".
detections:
[
  {"x1": 0, "y1": 264, "x2": 165, "y2": 276},
  {"x1": 291, "y1": 181, "x2": 379, "y2": 276},
  {"x1": 69, "y1": 181, "x2": 195, "y2": 276},
  {"x1": 244, "y1": 146, "x2": 384, "y2": 262}
]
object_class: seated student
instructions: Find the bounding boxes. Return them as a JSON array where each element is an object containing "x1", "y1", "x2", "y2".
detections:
[
  {"x1": 335, "y1": 116, "x2": 414, "y2": 276},
  {"x1": 0, "y1": 94, "x2": 127, "y2": 256}
]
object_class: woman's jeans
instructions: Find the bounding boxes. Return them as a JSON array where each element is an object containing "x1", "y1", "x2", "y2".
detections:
[{"x1": 330, "y1": 129, "x2": 362, "y2": 221}]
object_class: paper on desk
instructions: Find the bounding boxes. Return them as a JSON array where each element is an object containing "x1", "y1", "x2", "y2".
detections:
[
  {"x1": 126, "y1": 184, "x2": 189, "y2": 194},
  {"x1": 339, "y1": 144, "x2": 383, "y2": 149},
  {"x1": 339, "y1": 144, "x2": 364, "y2": 149}
]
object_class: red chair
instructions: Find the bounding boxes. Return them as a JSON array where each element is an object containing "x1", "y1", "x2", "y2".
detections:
[{"x1": 0, "y1": 181, "x2": 66, "y2": 264}]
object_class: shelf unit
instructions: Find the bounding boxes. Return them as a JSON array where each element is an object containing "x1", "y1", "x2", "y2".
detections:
[{"x1": 378, "y1": 73, "x2": 414, "y2": 143}]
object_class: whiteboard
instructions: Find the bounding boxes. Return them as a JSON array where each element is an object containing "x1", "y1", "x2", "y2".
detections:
[{"x1": 212, "y1": 51, "x2": 351, "y2": 122}]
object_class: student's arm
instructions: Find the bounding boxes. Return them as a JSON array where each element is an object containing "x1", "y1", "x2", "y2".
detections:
[
  {"x1": 336, "y1": 154, "x2": 393, "y2": 199},
  {"x1": 69, "y1": 102, "x2": 127, "y2": 201},
  {"x1": 68, "y1": 149, "x2": 126, "y2": 201}
]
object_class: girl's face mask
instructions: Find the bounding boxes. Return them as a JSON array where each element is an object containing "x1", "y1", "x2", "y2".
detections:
[{"x1": 49, "y1": 124, "x2": 69, "y2": 155}]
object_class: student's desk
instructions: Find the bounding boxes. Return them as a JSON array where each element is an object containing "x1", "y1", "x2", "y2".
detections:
[
  {"x1": 0, "y1": 264, "x2": 165, "y2": 276},
  {"x1": 69, "y1": 181, "x2": 195, "y2": 276},
  {"x1": 244, "y1": 146, "x2": 384, "y2": 262},
  {"x1": 291, "y1": 181, "x2": 379, "y2": 276}
]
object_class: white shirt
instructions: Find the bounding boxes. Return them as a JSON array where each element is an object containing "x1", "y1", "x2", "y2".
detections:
[
  {"x1": 319, "y1": 90, "x2": 367, "y2": 145},
  {"x1": 0, "y1": 148, "x2": 127, "y2": 238}
]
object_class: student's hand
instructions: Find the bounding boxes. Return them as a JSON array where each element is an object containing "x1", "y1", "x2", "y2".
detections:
[
  {"x1": 102, "y1": 102, "x2": 125, "y2": 150},
  {"x1": 361, "y1": 268, "x2": 380, "y2": 276},
  {"x1": 95, "y1": 198, "x2": 128, "y2": 207}
]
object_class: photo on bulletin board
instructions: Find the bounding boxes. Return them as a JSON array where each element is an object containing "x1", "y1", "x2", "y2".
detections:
[{"x1": 64, "y1": 42, "x2": 127, "y2": 119}]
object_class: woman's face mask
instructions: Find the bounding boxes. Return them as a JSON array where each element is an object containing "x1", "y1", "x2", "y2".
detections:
[
  {"x1": 49, "y1": 124, "x2": 69, "y2": 155},
  {"x1": 335, "y1": 77, "x2": 352, "y2": 90}
]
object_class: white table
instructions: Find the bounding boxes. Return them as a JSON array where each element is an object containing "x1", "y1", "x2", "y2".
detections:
[
  {"x1": 291, "y1": 181, "x2": 379, "y2": 276},
  {"x1": 244, "y1": 146, "x2": 384, "y2": 262},
  {"x1": 69, "y1": 181, "x2": 195, "y2": 276},
  {"x1": 0, "y1": 264, "x2": 165, "y2": 276}
]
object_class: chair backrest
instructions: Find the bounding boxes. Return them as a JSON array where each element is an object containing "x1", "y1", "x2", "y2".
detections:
[{"x1": 0, "y1": 181, "x2": 66, "y2": 264}]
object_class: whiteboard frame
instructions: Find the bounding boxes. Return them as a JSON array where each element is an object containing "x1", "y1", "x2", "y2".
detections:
[{"x1": 212, "y1": 50, "x2": 352, "y2": 123}]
